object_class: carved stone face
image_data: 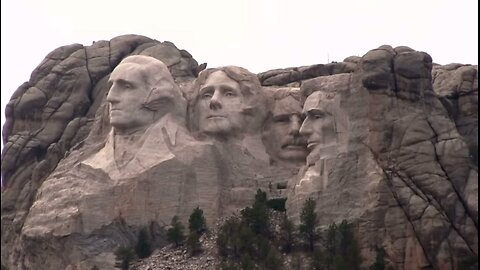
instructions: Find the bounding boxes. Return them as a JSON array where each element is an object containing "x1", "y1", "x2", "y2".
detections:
[
  {"x1": 263, "y1": 96, "x2": 308, "y2": 164},
  {"x1": 299, "y1": 91, "x2": 336, "y2": 153},
  {"x1": 107, "y1": 63, "x2": 155, "y2": 134},
  {"x1": 197, "y1": 71, "x2": 246, "y2": 136}
]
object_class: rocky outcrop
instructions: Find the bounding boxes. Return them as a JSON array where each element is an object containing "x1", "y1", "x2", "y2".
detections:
[
  {"x1": 1, "y1": 35, "x2": 203, "y2": 270},
  {"x1": 1, "y1": 37, "x2": 477, "y2": 270},
  {"x1": 286, "y1": 45, "x2": 478, "y2": 269}
]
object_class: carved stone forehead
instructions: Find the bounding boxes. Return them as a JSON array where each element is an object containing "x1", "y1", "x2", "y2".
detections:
[
  {"x1": 272, "y1": 96, "x2": 302, "y2": 116},
  {"x1": 303, "y1": 91, "x2": 336, "y2": 114},
  {"x1": 110, "y1": 63, "x2": 145, "y2": 83},
  {"x1": 111, "y1": 55, "x2": 174, "y2": 84}
]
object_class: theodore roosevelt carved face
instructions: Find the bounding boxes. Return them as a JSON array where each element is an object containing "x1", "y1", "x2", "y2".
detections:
[{"x1": 262, "y1": 88, "x2": 308, "y2": 165}]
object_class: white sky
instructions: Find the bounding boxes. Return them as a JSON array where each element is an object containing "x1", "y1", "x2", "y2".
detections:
[{"x1": 1, "y1": 0, "x2": 478, "y2": 147}]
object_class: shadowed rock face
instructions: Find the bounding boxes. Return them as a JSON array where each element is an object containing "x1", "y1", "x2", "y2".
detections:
[{"x1": 1, "y1": 37, "x2": 477, "y2": 270}]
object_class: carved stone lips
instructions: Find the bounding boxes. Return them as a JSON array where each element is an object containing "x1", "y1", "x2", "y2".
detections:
[
  {"x1": 307, "y1": 142, "x2": 318, "y2": 149},
  {"x1": 282, "y1": 144, "x2": 306, "y2": 150},
  {"x1": 281, "y1": 140, "x2": 307, "y2": 149}
]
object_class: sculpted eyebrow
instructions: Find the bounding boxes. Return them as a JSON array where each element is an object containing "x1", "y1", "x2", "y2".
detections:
[
  {"x1": 199, "y1": 86, "x2": 213, "y2": 94},
  {"x1": 307, "y1": 109, "x2": 330, "y2": 116}
]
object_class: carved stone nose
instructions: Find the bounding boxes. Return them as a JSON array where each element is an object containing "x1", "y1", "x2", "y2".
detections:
[{"x1": 209, "y1": 92, "x2": 222, "y2": 109}]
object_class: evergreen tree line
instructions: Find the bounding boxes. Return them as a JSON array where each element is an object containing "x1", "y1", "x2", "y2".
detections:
[
  {"x1": 216, "y1": 190, "x2": 389, "y2": 270},
  {"x1": 99, "y1": 189, "x2": 477, "y2": 270},
  {"x1": 112, "y1": 206, "x2": 207, "y2": 270}
]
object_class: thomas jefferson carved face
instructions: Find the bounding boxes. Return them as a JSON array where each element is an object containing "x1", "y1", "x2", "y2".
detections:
[
  {"x1": 197, "y1": 71, "x2": 246, "y2": 136},
  {"x1": 263, "y1": 93, "x2": 308, "y2": 164},
  {"x1": 299, "y1": 91, "x2": 337, "y2": 154}
]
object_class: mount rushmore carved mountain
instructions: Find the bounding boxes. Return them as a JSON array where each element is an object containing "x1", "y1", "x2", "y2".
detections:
[{"x1": 1, "y1": 34, "x2": 477, "y2": 270}]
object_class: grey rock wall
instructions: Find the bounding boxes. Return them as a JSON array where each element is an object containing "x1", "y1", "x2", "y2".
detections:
[{"x1": 1, "y1": 36, "x2": 477, "y2": 270}]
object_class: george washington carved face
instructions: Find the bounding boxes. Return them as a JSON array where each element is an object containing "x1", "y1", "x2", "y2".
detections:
[{"x1": 106, "y1": 55, "x2": 185, "y2": 135}]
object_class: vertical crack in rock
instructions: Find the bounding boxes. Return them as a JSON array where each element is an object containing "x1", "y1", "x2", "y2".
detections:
[
  {"x1": 425, "y1": 117, "x2": 478, "y2": 229},
  {"x1": 382, "y1": 166, "x2": 434, "y2": 269},
  {"x1": 83, "y1": 47, "x2": 94, "y2": 90}
]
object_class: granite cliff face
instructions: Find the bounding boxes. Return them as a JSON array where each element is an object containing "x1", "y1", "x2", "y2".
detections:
[{"x1": 1, "y1": 35, "x2": 477, "y2": 270}]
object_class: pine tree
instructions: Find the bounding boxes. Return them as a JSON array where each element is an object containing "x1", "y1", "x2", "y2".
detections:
[
  {"x1": 265, "y1": 248, "x2": 283, "y2": 270},
  {"x1": 241, "y1": 189, "x2": 270, "y2": 236},
  {"x1": 369, "y1": 246, "x2": 386, "y2": 270},
  {"x1": 311, "y1": 249, "x2": 326, "y2": 270},
  {"x1": 135, "y1": 228, "x2": 152, "y2": 259},
  {"x1": 187, "y1": 231, "x2": 201, "y2": 255},
  {"x1": 114, "y1": 246, "x2": 134, "y2": 270},
  {"x1": 167, "y1": 216, "x2": 185, "y2": 247},
  {"x1": 279, "y1": 215, "x2": 295, "y2": 253},
  {"x1": 299, "y1": 198, "x2": 318, "y2": 251},
  {"x1": 325, "y1": 222, "x2": 338, "y2": 268},
  {"x1": 241, "y1": 254, "x2": 256, "y2": 270},
  {"x1": 189, "y1": 206, "x2": 207, "y2": 235},
  {"x1": 338, "y1": 220, "x2": 362, "y2": 270}
]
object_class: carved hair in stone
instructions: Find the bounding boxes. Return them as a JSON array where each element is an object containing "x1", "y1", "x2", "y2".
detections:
[
  {"x1": 188, "y1": 66, "x2": 268, "y2": 139},
  {"x1": 262, "y1": 87, "x2": 308, "y2": 166},
  {"x1": 83, "y1": 55, "x2": 188, "y2": 177}
]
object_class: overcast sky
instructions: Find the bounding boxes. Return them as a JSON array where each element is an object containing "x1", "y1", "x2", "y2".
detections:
[{"x1": 1, "y1": 0, "x2": 478, "y2": 147}]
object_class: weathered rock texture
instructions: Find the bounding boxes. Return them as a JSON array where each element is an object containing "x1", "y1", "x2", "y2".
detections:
[
  {"x1": 1, "y1": 35, "x2": 477, "y2": 270},
  {"x1": 286, "y1": 45, "x2": 478, "y2": 270}
]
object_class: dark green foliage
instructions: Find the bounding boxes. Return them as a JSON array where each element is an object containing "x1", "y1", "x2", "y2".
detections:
[
  {"x1": 369, "y1": 246, "x2": 386, "y2": 270},
  {"x1": 265, "y1": 248, "x2": 283, "y2": 270},
  {"x1": 167, "y1": 216, "x2": 185, "y2": 247},
  {"x1": 241, "y1": 189, "x2": 270, "y2": 236},
  {"x1": 254, "y1": 189, "x2": 267, "y2": 204},
  {"x1": 217, "y1": 216, "x2": 256, "y2": 259},
  {"x1": 279, "y1": 215, "x2": 295, "y2": 253},
  {"x1": 189, "y1": 206, "x2": 207, "y2": 235},
  {"x1": 240, "y1": 254, "x2": 257, "y2": 270},
  {"x1": 186, "y1": 231, "x2": 201, "y2": 256},
  {"x1": 311, "y1": 249, "x2": 326, "y2": 270},
  {"x1": 217, "y1": 190, "x2": 285, "y2": 269},
  {"x1": 114, "y1": 246, "x2": 134, "y2": 270},
  {"x1": 325, "y1": 222, "x2": 338, "y2": 268},
  {"x1": 135, "y1": 228, "x2": 152, "y2": 259},
  {"x1": 458, "y1": 256, "x2": 478, "y2": 270},
  {"x1": 187, "y1": 207, "x2": 206, "y2": 256},
  {"x1": 299, "y1": 198, "x2": 319, "y2": 251},
  {"x1": 266, "y1": 198, "x2": 286, "y2": 212},
  {"x1": 323, "y1": 220, "x2": 362, "y2": 270}
]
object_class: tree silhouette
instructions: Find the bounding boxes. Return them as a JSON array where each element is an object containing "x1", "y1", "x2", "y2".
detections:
[
  {"x1": 299, "y1": 198, "x2": 319, "y2": 251},
  {"x1": 167, "y1": 216, "x2": 185, "y2": 247},
  {"x1": 135, "y1": 228, "x2": 152, "y2": 258}
]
